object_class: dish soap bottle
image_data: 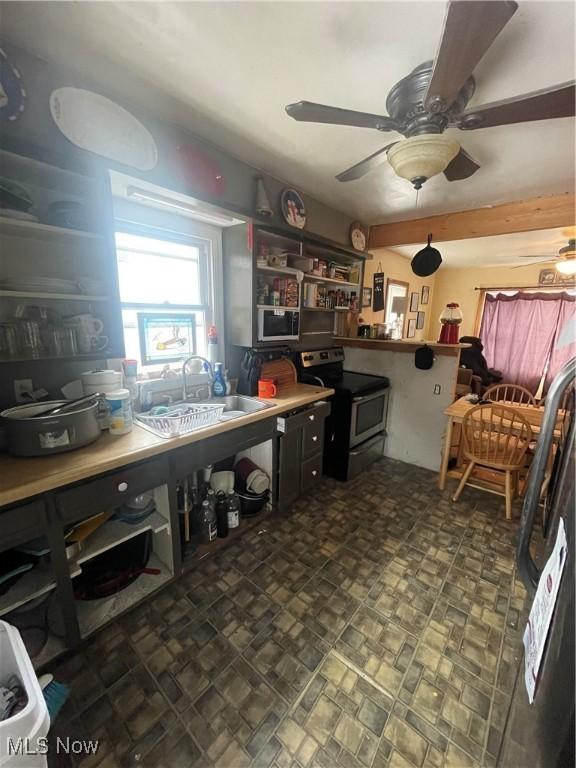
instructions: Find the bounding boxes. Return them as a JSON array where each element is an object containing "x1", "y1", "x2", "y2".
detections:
[{"x1": 212, "y1": 362, "x2": 227, "y2": 397}]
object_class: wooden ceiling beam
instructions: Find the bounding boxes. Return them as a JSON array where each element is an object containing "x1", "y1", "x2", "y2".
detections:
[{"x1": 368, "y1": 193, "x2": 575, "y2": 248}]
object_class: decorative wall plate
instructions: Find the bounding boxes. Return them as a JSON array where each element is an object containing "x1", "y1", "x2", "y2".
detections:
[
  {"x1": 0, "y1": 47, "x2": 26, "y2": 122},
  {"x1": 49, "y1": 87, "x2": 158, "y2": 171},
  {"x1": 350, "y1": 221, "x2": 367, "y2": 251},
  {"x1": 281, "y1": 188, "x2": 306, "y2": 229}
]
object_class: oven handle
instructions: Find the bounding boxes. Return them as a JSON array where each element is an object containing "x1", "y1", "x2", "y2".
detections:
[{"x1": 352, "y1": 389, "x2": 388, "y2": 403}]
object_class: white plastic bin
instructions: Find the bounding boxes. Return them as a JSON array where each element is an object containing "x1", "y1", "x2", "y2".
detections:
[{"x1": 0, "y1": 621, "x2": 49, "y2": 768}]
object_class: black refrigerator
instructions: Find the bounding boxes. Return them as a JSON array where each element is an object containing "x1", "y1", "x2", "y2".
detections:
[{"x1": 498, "y1": 357, "x2": 575, "y2": 768}]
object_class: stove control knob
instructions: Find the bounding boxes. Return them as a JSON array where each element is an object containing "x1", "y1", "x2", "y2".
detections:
[
  {"x1": 117, "y1": 481, "x2": 128, "y2": 492},
  {"x1": 320, "y1": 352, "x2": 328, "y2": 359}
]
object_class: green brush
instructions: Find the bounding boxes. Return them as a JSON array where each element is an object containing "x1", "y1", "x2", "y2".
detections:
[{"x1": 38, "y1": 674, "x2": 69, "y2": 722}]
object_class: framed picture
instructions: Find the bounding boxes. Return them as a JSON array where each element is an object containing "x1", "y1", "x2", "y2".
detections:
[
  {"x1": 362, "y1": 287, "x2": 372, "y2": 308},
  {"x1": 280, "y1": 188, "x2": 306, "y2": 229},
  {"x1": 416, "y1": 311, "x2": 425, "y2": 330},
  {"x1": 407, "y1": 318, "x2": 416, "y2": 338},
  {"x1": 539, "y1": 269, "x2": 556, "y2": 285},
  {"x1": 138, "y1": 312, "x2": 196, "y2": 365},
  {"x1": 410, "y1": 292, "x2": 419, "y2": 312},
  {"x1": 421, "y1": 285, "x2": 430, "y2": 305}
]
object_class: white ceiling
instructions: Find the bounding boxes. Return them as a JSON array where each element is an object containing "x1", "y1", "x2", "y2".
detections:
[
  {"x1": 389, "y1": 226, "x2": 572, "y2": 268},
  {"x1": 2, "y1": 1, "x2": 575, "y2": 224}
]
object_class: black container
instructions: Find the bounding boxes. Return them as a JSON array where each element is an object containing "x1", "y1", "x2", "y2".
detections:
[
  {"x1": 215, "y1": 492, "x2": 229, "y2": 537},
  {"x1": 236, "y1": 488, "x2": 269, "y2": 517}
]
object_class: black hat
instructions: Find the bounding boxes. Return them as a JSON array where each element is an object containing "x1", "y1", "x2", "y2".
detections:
[
  {"x1": 415, "y1": 345, "x2": 434, "y2": 370},
  {"x1": 411, "y1": 234, "x2": 442, "y2": 277}
]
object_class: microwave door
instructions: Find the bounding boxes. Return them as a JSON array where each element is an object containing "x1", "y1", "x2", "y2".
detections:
[{"x1": 258, "y1": 309, "x2": 299, "y2": 341}]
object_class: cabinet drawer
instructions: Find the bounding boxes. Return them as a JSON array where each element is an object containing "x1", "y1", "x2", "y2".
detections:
[
  {"x1": 277, "y1": 400, "x2": 331, "y2": 434},
  {"x1": 56, "y1": 457, "x2": 169, "y2": 524},
  {"x1": 301, "y1": 454, "x2": 322, "y2": 493},
  {"x1": 303, "y1": 421, "x2": 324, "y2": 459},
  {"x1": 0, "y1": 501, "x2": 45, "y2": 553}
]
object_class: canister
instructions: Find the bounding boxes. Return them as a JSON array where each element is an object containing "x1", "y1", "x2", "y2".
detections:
[{"x1": 105, "y1": 389, "x2": 133, "y2": 435}]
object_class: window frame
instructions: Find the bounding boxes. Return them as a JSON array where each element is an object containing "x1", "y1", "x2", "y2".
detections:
[{"x1": 114, "y1": 217, "x2": 224, "y2": 368}]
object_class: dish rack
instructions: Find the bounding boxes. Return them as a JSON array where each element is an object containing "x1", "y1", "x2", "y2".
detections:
[{"x1": 135, "y1": 403, "x2": 225, "y2": 438}]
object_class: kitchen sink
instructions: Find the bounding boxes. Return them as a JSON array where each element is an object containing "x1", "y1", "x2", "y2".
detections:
[
  {"x1": 134, "y1": 395, "x2": 271, "y2": 438},
  {"x1": 193, "y1": 395, "x2": 271, "y2": 417}
]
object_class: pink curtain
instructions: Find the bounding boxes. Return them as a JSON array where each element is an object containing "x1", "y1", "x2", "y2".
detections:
[
  {"x1": 480, "y1": 292, "x2": 574, "y2": 393},
  {"x1": 545, "y1": 294, "x2": 576, "y2": 390}
]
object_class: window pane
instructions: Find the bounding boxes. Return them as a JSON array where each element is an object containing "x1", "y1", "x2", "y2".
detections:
[{"x1": 115, "y1": 232, "x2": 202, "y2": 305}]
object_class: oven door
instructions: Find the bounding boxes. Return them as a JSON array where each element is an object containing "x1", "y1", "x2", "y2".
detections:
[
  {"x1": 257, "y1": 309, "x2": 300, "y2": 341},
  {"x1": 350, "y1": 388, "x2": 389, "y2": 448}
]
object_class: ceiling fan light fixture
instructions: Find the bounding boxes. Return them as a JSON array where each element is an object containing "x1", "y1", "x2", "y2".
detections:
[
  {"x1": 555, "y1": 259, "x2": 576, "y2": 276},
  {"x1": 387, "y1": 135, "x2": 460, "y2": 189}
]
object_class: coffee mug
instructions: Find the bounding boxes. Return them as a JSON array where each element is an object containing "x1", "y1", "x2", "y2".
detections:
[
  {"x1": 65, "y1": 314, "x2": 107, "y2": 353},
  {"x1": 258, "y1": 378, "x2": 277, "y2": 398}
]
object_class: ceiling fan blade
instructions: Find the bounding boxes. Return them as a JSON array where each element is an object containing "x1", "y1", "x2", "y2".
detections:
[
  {"x1": 511, "y1": 260, "x2": 557, "y2": 269},
  {"x1": 336, "y1": 143, "x2": 397, "y2": 182},
  {"x1": 286, "y1": 101, "x2": 398, "y2": 131},
  {"x1": 457, "y1": 81, "x2": 576, "y2": 129},
  {"x1": 443, "y1": 148, "x2": 480, "y2": 181},
  {"x1": 425, "y1": 1, "x2": 518, "y2": 112}
]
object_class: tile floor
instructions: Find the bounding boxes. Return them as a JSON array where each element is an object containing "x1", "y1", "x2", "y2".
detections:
[{"x1": 49, "y1": 458, "x2": 528, "y2": 768}]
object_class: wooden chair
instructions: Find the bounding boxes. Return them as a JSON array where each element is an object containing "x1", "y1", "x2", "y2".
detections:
[
  {"x1": 484, "y1": 383, "x2": 536, "y2": 406},
  {"x1": 452, "y1": 403, "x2": 533, "y2": 520}
]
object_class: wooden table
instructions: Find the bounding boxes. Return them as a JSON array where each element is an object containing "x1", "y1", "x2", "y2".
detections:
[{"x1": 438, "y1": 396, "x2": 562, "y2": 490}]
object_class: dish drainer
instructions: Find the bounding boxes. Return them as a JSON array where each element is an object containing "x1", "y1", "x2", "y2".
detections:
[{"x1": 135, "y1": 402, "x2": 225, "y2": 438}]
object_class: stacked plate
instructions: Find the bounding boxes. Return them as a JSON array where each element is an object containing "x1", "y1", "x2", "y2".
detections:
[{"x1": 1, "y1": 276, "x2": 84, "y2": 294}]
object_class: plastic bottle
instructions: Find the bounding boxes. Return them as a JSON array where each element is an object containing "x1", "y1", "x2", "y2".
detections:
[
  {"x1": 212, "y1": 362, "x2": 227, "y2": 397},
  {"x1": 215, "y1": 491, "x2": 229, "y2": 538},
  {"x1": 207, "y1": 325, "x2": 219, "y2": 364},
  {"x1": 201, "y1": 499, "x2": 217, "y2": 543},
  {"x1": 207, "y1": 488, "x2": 216, "y2": 512},
  {"x1": 227, "y1": 492, "x2": 240, "y2": 529}
]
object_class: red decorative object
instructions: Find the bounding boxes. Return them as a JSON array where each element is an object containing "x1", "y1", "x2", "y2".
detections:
[{"x1": 177, "y1": 145, "x2": 225, "y2": 198}]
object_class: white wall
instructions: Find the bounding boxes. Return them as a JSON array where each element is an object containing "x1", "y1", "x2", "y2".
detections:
[{"x1": 344, "y1": 347, "x2": 459, "y2": 471}]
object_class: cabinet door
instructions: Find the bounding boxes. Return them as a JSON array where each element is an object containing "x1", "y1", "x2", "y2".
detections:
[{"x1": 278, "y1": 429, "x2": 302, "y2": 508}]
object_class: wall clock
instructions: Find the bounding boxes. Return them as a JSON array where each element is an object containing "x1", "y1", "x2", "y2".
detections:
[
  {"x1": 281, "y1": 188, "x2": 306, "y2": 229},
  {"x1": 0, "y1": 47, "x2": 27, "y2": 122},
  {"x1": 350, "y1": 221, "x2": 367, "y2": 251}
]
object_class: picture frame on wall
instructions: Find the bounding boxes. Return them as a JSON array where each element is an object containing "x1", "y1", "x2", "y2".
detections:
[
  {"x1": 539, "y1": 269, "x2": 556, "y2": 285},
  {"x1": 416, "y1": 311, "x2": 425, "y2": 330},
  {"x1": 362, "y1": 287, "x2": 372, "y2": 308},
  {"x1": 410, "y1": 292, "x2": 419, "y2": 312},
  {"x1": 421, "y1": 285, "x2": 430, "y2": 305},
  {"x1": 407, "y1": 318, "x2": 416, "y2": 338}
]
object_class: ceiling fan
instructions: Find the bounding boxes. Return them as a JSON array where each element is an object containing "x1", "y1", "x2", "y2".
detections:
[
  {"x1": 285, "y1": 0, "x2": 575, "y2": 189},
  {"x1": 512, "y1": 230, "x2": 576, "y2": 276}
]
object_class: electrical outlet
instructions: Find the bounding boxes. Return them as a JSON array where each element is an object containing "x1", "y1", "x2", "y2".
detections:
[
  {"x1": 14, "y1": 378, "x2": 33, "y2": 403},
  {"x1": 434, "y1": 384, "x2": 441, "y2": 395}
]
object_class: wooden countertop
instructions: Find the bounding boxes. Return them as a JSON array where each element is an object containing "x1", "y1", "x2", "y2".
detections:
[
  {"x1": 0, "y1": 384, "x2": 333, "y2": 507},
  {"x1": 334, "y1": 337, "x2": 470, "y2": 356}
]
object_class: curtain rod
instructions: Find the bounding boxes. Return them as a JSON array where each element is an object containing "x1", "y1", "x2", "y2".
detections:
[{"x1": 474, "y1": 285, "x2": 575, "y2": 291}]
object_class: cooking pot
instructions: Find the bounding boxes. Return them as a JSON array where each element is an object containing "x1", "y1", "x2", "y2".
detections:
[{"x1": 1, "y1": 399, "x2": 101, "y2": 456}]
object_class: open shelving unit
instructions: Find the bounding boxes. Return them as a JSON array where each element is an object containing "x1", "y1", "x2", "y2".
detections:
[
  {"x1": 0, "y1": 216, "x2": 103, "y2": 242},
  {"x1": 0, "y1": 290, "x2": 108, "y2": 301}
]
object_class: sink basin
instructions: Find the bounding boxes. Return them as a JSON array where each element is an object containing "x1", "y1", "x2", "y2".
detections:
[
  {"x1": 134, "y1": 395, "x2": 271, "y2": 437},
  {"x1": 194, "y1": 395, "x2": 271, "y2": 420}
]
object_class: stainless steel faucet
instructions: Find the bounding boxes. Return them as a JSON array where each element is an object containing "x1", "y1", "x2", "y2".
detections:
[{"x1": 181, "y1": 356, "x2": 213, "y2": 401}]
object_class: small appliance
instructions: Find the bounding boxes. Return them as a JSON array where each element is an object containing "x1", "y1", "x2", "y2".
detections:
[{"x1": 257, "y1": 307, "x2": 299, "y2": 342}]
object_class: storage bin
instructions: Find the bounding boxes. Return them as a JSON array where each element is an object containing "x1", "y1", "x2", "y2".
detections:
[{"x1": 0, "y1": 621, "x2": 49, "y2": 768}]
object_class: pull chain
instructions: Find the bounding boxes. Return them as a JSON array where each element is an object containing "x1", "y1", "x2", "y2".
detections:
[{"x1": 415, "y1": 187, "x2": 420, "y2": 210}]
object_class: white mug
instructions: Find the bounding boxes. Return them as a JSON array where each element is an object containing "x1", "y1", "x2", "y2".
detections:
[{"x1": 66, "y1": 315, "x2": 107, "y2": 354}]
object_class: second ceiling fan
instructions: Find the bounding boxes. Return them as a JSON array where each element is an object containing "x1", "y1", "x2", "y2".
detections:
[{"x1": 285, "y1": 0, "x2": 575, "y2": 189}]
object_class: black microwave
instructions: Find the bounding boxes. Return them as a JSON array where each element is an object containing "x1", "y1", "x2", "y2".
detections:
[{"x1": 257, "y1": 308, "x2": 300, "y2": 342}]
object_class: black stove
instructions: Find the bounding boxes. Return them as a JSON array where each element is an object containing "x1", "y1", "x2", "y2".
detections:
[{"x1": 295, "y1": 347, "x2": 390, "y2": 480}]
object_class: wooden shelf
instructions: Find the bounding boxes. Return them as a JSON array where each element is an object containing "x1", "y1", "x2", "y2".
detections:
[
  {"x1": 73, "y1": 512, "x2": 170, "y2": 567},
  {"x1": 301, "y1": 330, "x2": 333, "y2": 336},
  {"x1": 256, "y1": 265, "x2": 302, "y2": 278},
  {"x1": 302, "y1": 306, "x2": 350, "y2": 312},
  {"x1": 0, "y1": 562, "x2": 81, "y2": 618},
  {"x1": 0, "y1": 216, "x2": 103, "y2": 242},
  {"x1": 303, "y1": 274, "x2": 360, "y2": 288},
  {"x1": 256, "y1": 304, "x2": 300, "y2": 311},
  {"x1": 185, "y1": 508, "x2": 270, "y2": 567},
  {"x1": 0, "y1": 290, "x2": 108, "y2": 301},
  {"x1": 75, "y1": 553, "x2": 172, "y2": 639}
]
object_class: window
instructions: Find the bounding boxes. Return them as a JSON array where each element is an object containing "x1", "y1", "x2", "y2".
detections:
[{"x1": 114, "y1": 225, "x2": 220, "y2": 371}]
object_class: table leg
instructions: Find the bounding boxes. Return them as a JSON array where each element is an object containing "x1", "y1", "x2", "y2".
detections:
[{"x1": 439, "y1": 417, "x2": 454, "y2": 491}]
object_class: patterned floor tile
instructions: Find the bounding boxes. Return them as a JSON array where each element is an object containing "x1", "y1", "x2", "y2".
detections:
[{"x1": 46, "y1": 457, "x2": 529, "y2": 768}]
